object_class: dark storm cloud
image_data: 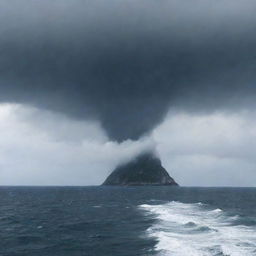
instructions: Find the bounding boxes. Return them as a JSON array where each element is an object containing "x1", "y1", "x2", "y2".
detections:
[{"x1": 0, "y1": 0, "x2": 256, "y2": 141}]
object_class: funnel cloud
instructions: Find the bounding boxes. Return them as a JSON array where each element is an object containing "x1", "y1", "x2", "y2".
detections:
[{"x1": 0, "y1": 0, "x2": 256, "y2": 141}]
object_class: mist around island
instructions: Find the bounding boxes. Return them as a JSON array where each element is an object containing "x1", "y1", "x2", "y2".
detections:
[{"x1": 0, "y1": 104, "x2": 256, "y2": 186}]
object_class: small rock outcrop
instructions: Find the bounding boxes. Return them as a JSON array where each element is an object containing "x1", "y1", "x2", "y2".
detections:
[{"x1": 102, "y1": 152, "x2": 178, "y2": 186}]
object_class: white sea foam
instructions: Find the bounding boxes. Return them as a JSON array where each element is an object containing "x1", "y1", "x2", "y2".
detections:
[{"x1": 139, "y1": 201, "x2": 256, "y2": 256}]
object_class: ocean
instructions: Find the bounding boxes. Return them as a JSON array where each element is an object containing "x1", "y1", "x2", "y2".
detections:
[{"x1": 1, "y1": 186, "x2": 256, "y2": 256}]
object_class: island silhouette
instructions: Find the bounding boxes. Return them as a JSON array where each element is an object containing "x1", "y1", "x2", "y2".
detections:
[{"x1": 102, "y1": 152, "x2": 178, "y2": 186}]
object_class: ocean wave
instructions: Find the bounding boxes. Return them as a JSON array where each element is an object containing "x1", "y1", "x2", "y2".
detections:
[{"x1": 139, "y1": 201, "x2": 256, "y2": 256}]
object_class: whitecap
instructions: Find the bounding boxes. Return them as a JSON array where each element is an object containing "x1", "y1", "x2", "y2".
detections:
[
  {"x1": 139, "y1": 201, "x2": 256, "y2": 256},
  {"x1": 212, "y1": 208, "x2": 222, "y2": 213}
]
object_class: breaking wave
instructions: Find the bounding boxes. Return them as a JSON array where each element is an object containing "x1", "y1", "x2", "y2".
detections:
[{"x1": 139, "y1": 201, "x2": 256, "y2": 256}]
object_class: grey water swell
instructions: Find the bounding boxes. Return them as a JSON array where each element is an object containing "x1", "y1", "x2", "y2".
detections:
[{"x1": 0, "y1": 186, "x2": 256, "y2": 256}]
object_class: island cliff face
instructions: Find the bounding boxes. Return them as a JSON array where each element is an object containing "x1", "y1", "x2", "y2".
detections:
[{"x1": 102, "y1": 152, "x2": 178, "y2": 186}]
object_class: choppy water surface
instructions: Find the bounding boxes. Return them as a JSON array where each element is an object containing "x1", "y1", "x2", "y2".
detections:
[{"x1": 0, "y1": 186, "x2": 256, "y2": 256}]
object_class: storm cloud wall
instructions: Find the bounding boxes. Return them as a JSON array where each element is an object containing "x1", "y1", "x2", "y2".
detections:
[{"x1": 0, "y1": 0, "x2": 256, "y2": 141}]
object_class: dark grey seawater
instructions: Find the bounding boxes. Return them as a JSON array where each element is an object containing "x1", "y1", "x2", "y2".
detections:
[{"x1": 1, "y1": 186, "x2": 256, "y2": 256}]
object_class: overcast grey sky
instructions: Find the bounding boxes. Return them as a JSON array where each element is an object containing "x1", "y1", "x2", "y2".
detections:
[
  {"x1": 0, "y1": 104, "x2": 255, "y2": 186},
  {"x1": 0, "y1": 0, "x2": 256, "y2": 186}
]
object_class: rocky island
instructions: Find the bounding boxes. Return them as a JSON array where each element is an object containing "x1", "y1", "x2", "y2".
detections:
[{"x1": 102, "y1": 152, "x2": 178, "y2": 186}]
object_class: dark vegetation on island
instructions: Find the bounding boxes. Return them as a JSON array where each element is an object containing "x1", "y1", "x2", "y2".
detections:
[{"x1": 102, "y1": 152, "x2": 178, "y2": 186}]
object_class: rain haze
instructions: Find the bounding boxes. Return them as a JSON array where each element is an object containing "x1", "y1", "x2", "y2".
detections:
[{"x1": 0, "y1": 0, "x2": 256, "y2": 186}]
